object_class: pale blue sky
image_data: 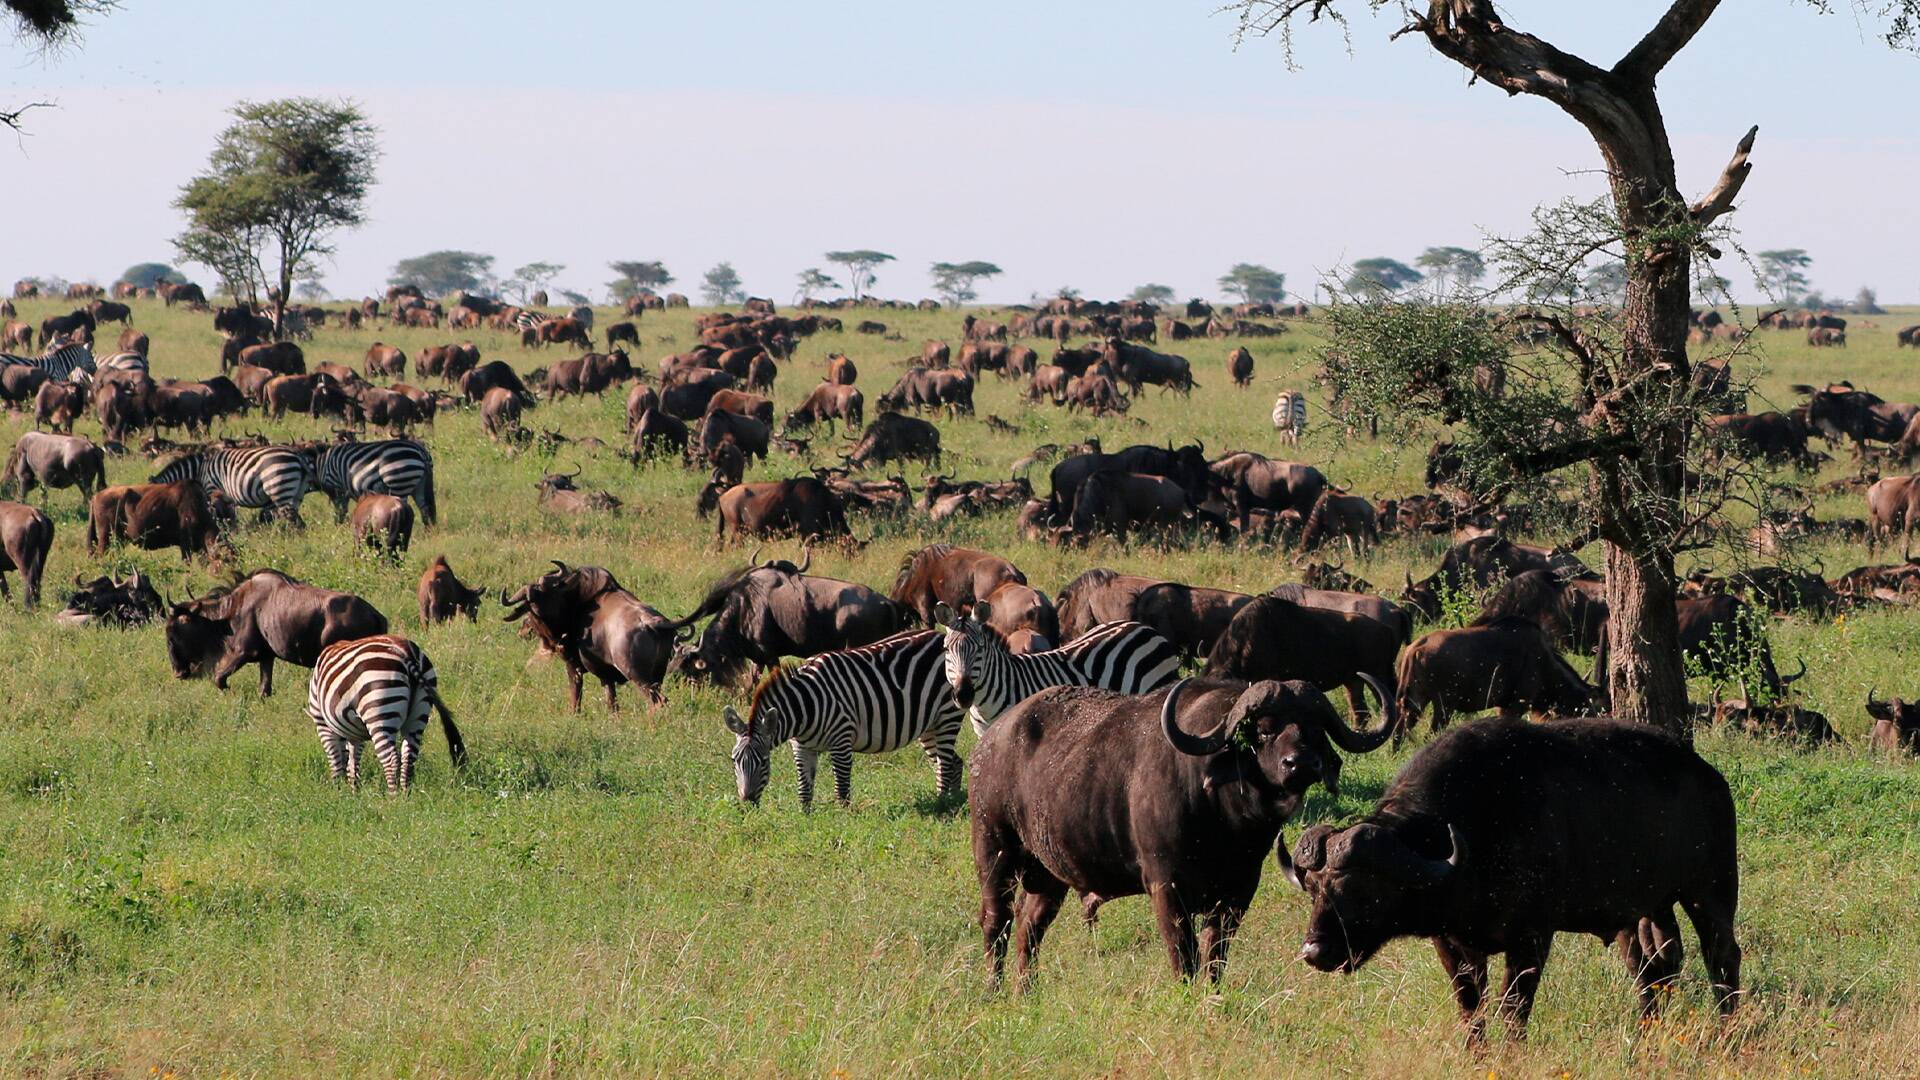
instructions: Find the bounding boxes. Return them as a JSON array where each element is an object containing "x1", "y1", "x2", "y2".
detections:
[{"x1": 5, "y1": 1, "x2": 1915, "y2": 302}]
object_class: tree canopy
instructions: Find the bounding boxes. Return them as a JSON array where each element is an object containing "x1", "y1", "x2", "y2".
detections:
[
  {"x1": 825, "y1": 250, "x2": 895, "y2": 300},
  {"x1": 390, "y1": 250, "x2": 495, "y2": 297},
  {"x1": 1129, "y1": 283, "x2": 1177, "y2": 305},
  {"x1": 793, "y1": 267, "x2": 839, "y2": 304},
  {"x1": 1344, "y1": 257, "x2": 1423, "y2": 296},
  {"x1": 1217, "y1": 263, "x2": 1288, "y2": 304},
  {"x1": 607, "y1": 261, "x2": 673, "y2": 301},
  {"x1": 1754, "y1": 249, "x2": 1813, "y2": 304},
  {"x1": 173, "y1": 97, "x2": 378, "y2": 327},
  {"x1": 117, "y1": 262, "x2": 188, "y2": 290},
  {"x1": 701, "y1": 261, "x2": 746, "y2": 306},
  {"x1": 1415, "y1": 246, "x2": 1487, "y2": 295},
  {"x1": 928, "y1": 260, "x2": 1003, "y2": 307},
  {"x1": 504, "y1": 262, "x2": 564, "y2": 304}
]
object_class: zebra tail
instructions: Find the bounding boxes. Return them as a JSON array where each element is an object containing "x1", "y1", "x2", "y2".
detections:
[{"x1": 435, "y1": 697, "x2": 468, "y2": 768}]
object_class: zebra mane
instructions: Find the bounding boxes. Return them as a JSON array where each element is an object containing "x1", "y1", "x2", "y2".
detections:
[{"x1": 747, "y1": 663, "x2": 802, "y2": 714}]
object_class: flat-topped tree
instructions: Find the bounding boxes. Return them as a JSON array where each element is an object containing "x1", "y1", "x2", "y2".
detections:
[
  {"x1": 826, "y1": 250, "x2": 894, "y2": 301},
  {"x1": 929, "y1": 261, "x2": 1003, "y2": 307},
  {"x1": 607, "y1": 261, "x2": 672, "y2": 302},
  {"x1": 1227, "y1": 0, "x2": 1919, "y2": 734},
  {"x1": 1218, "y1": 263, "x2": 1289, "y2": 304}
]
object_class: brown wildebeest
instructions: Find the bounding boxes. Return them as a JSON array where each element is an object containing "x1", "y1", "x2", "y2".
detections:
[
  {"x1": 1026, "y1": 364, "x2": 1071, "y2": 404},
  {"x1": 1226, "y1": 346, "x2": 1253, "y2": 387},
  {"x1": 501, "y1": 561, "x2": 677, "y2": 710},
  {"x1": 625, "y1": 382, "x2": 659, "y2": 431},
  {"x1": 539, "y1": 317, "x2": 593, "y2": 350},
  {"x1": 165, "y1": 569, "x2": 388, "y2": 696},
  {"x1": 1054, "y1": 568, "x2": 1165, "y2": 642},
  {"x1": 845, "y1": 412, "x2": 941, "y2": 469},
  {"x1": 235, "y1": 340, "x2": 305, "y2": 376},
  {"x1": 890, "y1": 544, "x2": 1027, "y2": 625},
  {"x1": 1807, "y1": 326, "x2": 1847, "y2": 348},
  {"x1": 2, "y1": 320, "x2": 31, "y2": 350},
  {"x1": 0, "y1": 364, "x2": 49, "y2": 409},
  {"x1": 704, "y1": 388, "x2": 776, "y2": 427},
  {"x1": 1297, "y1": 489, "x2": 1380, "y2": 555},
  {"x1": 33, "y1": 380, "x2": 84, "y2": 434},
  {"x1": 118, "y1": 328, "x2": 150, "y2": 356},
  {"x1": 1865, "y1": 689, "x2": 1920, "y2": 754},
  {"x1": 697, "y1": 477, "x2": 850, "y2": 543},
  {"x1": 1867, "y1": 473, "x2": 1920, "y2": 553},
  {"x1": 825, "y1": 353, "x2": 858, "y2": 385},
  {"x1": 784, "y1": 382, "x2": 863, "y2": 434},
  {"x1": 88, "y1": 482, "x2": 222, "y2": 559},
  {"x1": 627, "y1": 407, "x2": 689, "y2": 461},
  {"x1": 460, "y1": 360, "x2": 536, "y2": 406},
  {"x1": 3, "y1": 431, "x2": 107, "y2": 507},
  {"x1": 534, "y1": 468, "x2": 621, "y2": 515},
  {"x1": 88, "y1": 299, "x2": 133, "y2": 326},
  {"x1": 546, "y1": 349, "x2": 633, "y2": 400},
  {"x1": 1065, "y1": 471, "x2": 1190, "y2": 541},
  {"x1": 1205, "y1": 593, "x2": 1402, "y2": 720},
  {"x1": 1394, "y1": 618, "x2": 1598, "y2": 740},
  {"x1": 971, "y1": 675, "x2": 1395, "y2": 984},
  {"x1": 0, "y1": 501, "x2": 54, "y2": 608},
  {"x1": 481, "y1": 386, "x2": 525, "y2": 442},
  {"x1": 350, "y1": 493, "x2": 414, "y2": 552},
  {"x1": 418, "y1": 554, "x2": 485, "y2": 623},
  {"x1": 365, "y1": 342, "x2": 406, "y2": 380},
  {"x1": 923, "y1": 340, "x2": 952, "y2": 367}
]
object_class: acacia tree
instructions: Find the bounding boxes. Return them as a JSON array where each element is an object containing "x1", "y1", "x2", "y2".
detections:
[
  {"x1": 929, "y1": 260, "x2": 1003, "y2": 307},
  {"x1": 1130, "y1": 283, "x2": 1177, "y2": 305},
  {"x1": 1229, "y1": 0, "x2": 1918, "y2": 734},
  {"x1": 174, "y1": 98, "x2": 378, "y2": 334},
  {"x1": 504, "y1": 261, "x2": 564, "y2": 304},
  {"x1": 794, "y1": 267, "x2": 840, "y2": 304},
  {"x1": 1218, "y1": 263, "x2": 1289, "y2": 303},
  {"x1": 1345, "y1": 256, "x2": 1423, "y2": 296},
  {"x1": 825, "y1": 250, "x2": 894, "y2": 301},
  {"x1": 607, "y1": 260, "x2": 673, "y2": 301},
  {"x1": 701, "y1": 261, "x2": 746, "y2": 306},
  {"x1": 1754, "y1": 248, "x2": 1813, "y2": 304},
  {"x1": 1415, "y1": 245, "x2": 1486, "y2": 295},
  {"x1": 390, "y1": 250, "x2": 494, "y2": 296},
  {"x1": 118, "y1": 262, "x2": 187, "y2": 290}
]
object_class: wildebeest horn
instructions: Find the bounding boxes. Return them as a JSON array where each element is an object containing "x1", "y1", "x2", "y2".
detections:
[
  {"x1": 550, "y1": 560, "x2": 568, "y2": 573},
  {"x1": 1160, "y1": 678, "x2": 1231, "y2": 756},
  {"x1": 1780, "y1": 658, "x2": 1808, "y2": 684},
  {"x1": 1404, "y1": 570, "x2": 1416, "y2": 592},
  {"x1": 1323, "y1": 673, "x2": 1398, "y2": 753},
  {"x1": 795, "y1": 545, "x2": 811, "y2": 574},
  {"x1": 746, "y1": 543, "x2": 762, "y2": 566}
]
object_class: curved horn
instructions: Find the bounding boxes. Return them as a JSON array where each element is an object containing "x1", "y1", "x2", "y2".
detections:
[
  {"x1": 1274, "y1": 830, "x2": 1303, "y2": 890},
  {"x1": 550, "y1": 560, "x2": 569, "y2": 573},
  {"x1": 1404, "y1": 570, "x2": 1416, "y2": 592},
  {"x1": 1160, "y1": 678, "x2": 1231, "y2": 756},
  {"x1": 1868, "y1": 686, "x2": 1885, "y2": 713},
  {"x1": 1323, "y1": 672, "x2": 1399, "y2": 753},
  {"x1": 795, "y1": 545, "x2": 811, "y2": 574},
  {"x1": 1780, "y1": 658, "x2": 1808, "y2": 685},
  {"x1": 746, "y1": 542, "x2": 762, "y2": 566}
]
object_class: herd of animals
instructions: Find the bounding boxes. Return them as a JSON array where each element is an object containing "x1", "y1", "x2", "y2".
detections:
[{"x1": 5, "y1": 277, "x2": 1920, "y2": 1044}]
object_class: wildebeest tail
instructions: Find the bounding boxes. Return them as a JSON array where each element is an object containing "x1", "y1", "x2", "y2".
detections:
[
  {"x1": 435, "y1": 697, "x2": 467, "y2": 768},
  {"x1": 0, "y1": 442, "x2": 20, "y2": 498}
]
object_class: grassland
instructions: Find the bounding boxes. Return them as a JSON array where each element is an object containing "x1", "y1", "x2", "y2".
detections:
[{"x1": 0, "y1": 296, "x2": 1917, "y2": 1078}]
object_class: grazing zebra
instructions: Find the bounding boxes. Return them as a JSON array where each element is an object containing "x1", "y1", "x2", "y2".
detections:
[
  {"x1": 1272, "y1": 390, "x2": 1307, "y2": 444},
  {"x1": 97, "y1": 351, "x2": 149, "y2": 376},
  {"x1": 308, "y1": 438, "x2": 437, "y2": 524},
  {"x1": 721, "y1": 629, "x2": 962, "y2": 809},
  {"x1": 511, "y1": 310, "x2": 551, "y2": 331},
  {"x1": 939, "y1": 605, "x2": 1182, "y2": 733},
  {"x1": 150, "y1": 444, "x2": 314, "y2": 524},
  {"x1": 306, "y1": 635, "x2": 465, "y2": 793},
  {"x1": 0, "y1": 338, "x2": 96, "y2": 383}
]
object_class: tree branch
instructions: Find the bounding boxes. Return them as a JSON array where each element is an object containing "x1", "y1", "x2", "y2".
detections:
[
  {"x1": 1690, "y1": 125, "x2": 1758, "y2": 225},
  {"x1": 1505, "y1": 431, "x2": 1641, "y2": 478},
  {"x1": 1615, "y1": 0, "x2": 1725, "y2": 82},
  {"x1": 0, "y1": 101, "x2": 53, "y2": 131}
]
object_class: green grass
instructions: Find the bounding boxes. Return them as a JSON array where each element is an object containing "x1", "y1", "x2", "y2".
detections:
[{"x1": 1, "y1": 297, "x2": 1918, "y2": 1077}]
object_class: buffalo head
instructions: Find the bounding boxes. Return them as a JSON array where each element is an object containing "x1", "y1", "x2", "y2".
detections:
[
  {"x1": 1159, "y1": 674, "x2": 1395, "y2": 799},
  {"x1": 1277, "y1": 818, "x2": 1464, "y2": 973}
]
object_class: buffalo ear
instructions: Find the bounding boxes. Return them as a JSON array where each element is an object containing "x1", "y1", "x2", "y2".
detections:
[
  {"x1": 971, "y1": 600, "x2": 992, "y2": 623},
  {"x1": 1322, "y1": 754, "x2": 1342, "y2": 799},
  {"x1": 722, "y1": 705, "x2": 749, "y2": 736},
  {"x1": 933, "y1": 602, "x2": 956, "y2": 628}
]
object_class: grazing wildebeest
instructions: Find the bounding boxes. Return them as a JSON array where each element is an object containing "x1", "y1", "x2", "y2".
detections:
[
  {"x1": 460, "y1": 360, "x2": 537, "y2": 406},
  {"x1": 1592, "y1": 593, "x2": 1804, "y2": 700},
  {"x1": 703, "y1": 387, "x2": 776, "y2": 426},
  {"x1": 546, "y1": 349, "x2": 632, "y2": 400},
  {"x1": 605, "y1": 321, "x2": 639, "y2": 350},
  {"x1": 501, "y1": 562, "x2": 678, "y2": 710},
  {"x1": 350, "y1": 493, "x2": 414, "y2": 553},
  {"x1": 825, "y1": 352, "x2": 858, "y2": 385},
  {"x1": 1206, "y1": 593, "x2": 1403, "y2": 719},
  {"x1": 1049, "y1": 442, "x2": 1212, "y2": 516},
  {"x1": 1296, "y1": 489, "x2": 1380, "y2": 555},
  {"x1": 1279, "y1": 718, "x2": 1742, "y2": 1041},
  {"x1": 1792, "y1": 381, "x2": 1917, "y2": 453},
  {"x1": 481, "y1": 386, "x2": 525, "y2": 442},
  {"x1": 1865, "y1": 689, "x2": 1920, "y2": 754},
  {"x1": 165, "y1": 568, "x2": 388, "y2": 696},
  {"x1": 1226, "y1": 346, "x2": 1253, "y2": 387},
  {"x1": 972, "y1": 676, "x2": 1395, "y2": 984},
  {"x1": 1208, "y1": 451, "x2": 1324, "y2": 533},
  {"x1": 890, "y1": 544, "x2": 1027, "y2": 625},
  {"x1": 3, "y1": 432, "x2": 107, "y2": 507},
  {"x1": 1867, "y1": 473, "x2": 1920, "y2": 553},
  {"x1": 784, "y1": 382, "x2": 863, "y2": 434},
  {"x1": 0, "y1": 501, "x2": 53, "y2": 608},
  {"x1": 667, "y1": 549, "x2": 916, "y2": 685},
  {"x1": 1473, "y1": 570, "x2": 1609, "y2": 654},
  {"x1": 627, "y1": 407, "x2": 689, "y2": 461},
  {"x1": 1401, "y1": 535, "x2": 1597, "y2": 619},
  {"x1": 845, "y1": 412, "x2": 941, "y2": 469},
  {"x1": 33, "y1": 380, "x2": 84, "y2": 434},
  {"x1": 1064, "y1": 470, "x2": 1191, "y2": 541},
  {"x1": 1395, "y1": 618, "x2": 1597, "y2": 739},
  {"x1": 693, "y1": 408, "x2": 771, "y2": 463},
  {"x1": 1053, "y1": 568, "x2": 1164, "y2": 642},
  {"x1": 534, "y1": 468, "x2": 621, "y2": 515},
  {"x1": 418, "y1": 554, "x2": 484, "y2": 623},
  {"x1": 1702, "y1": 411, "x2": 1816, "y2": 467},
  {"x1": 698, "y1": 477, "x2": 850, "y2": 543},
  {"x1": 87, "y1": 482, "x2": 222, "y2": 559}
]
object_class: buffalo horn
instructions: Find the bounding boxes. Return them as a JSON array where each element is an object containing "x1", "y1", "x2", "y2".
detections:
[
  {"x1": 1322, "y1": 672, "x2": 1399, "y2": 753},
  {"x1": 1160, "y1": 678, "x2": 1231, "y2": 756},
  {"x1": 1274, "y1": 830, "x2": 1303, "y2": 890}
]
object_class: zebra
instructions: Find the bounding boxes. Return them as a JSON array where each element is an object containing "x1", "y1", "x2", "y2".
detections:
[
  {"x1": 97, "y1": 351, "x2": 149, "y2": 376},
  {"x1": 1, "y1": 338, "x2": 96, "y2": 383},
  {"x1": 1272, "y1": 389, "x2": 1307, "y2": 444},
  {"x1": 306, "y1": 635, "x2": 465, "y2": 793},
  {"x1": 938, "y1": 605, "x2": 1182, "y2": 734},
  {"x1": 308, "y1": 438, "x2": 437, "y2": 524},
  {"x1": 721, "y1": 629, "x2": 962, "y2": 809},
  {"x1": 511, "y1": 310, "x2": 552, "y2": 331},
  {"x1": 150, "y1": 443, "x2": 314, "y2": 524}
]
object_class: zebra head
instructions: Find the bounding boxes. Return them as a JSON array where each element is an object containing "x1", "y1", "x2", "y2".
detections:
[
  {"x1": 722, "y1": 704, "x2": 774, "y2": 804},
  {"x1": 935, "y1": 601, "x2": 992, "y2": 713}
]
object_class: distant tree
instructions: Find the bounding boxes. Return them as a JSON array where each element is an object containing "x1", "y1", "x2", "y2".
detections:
[
  {"x1": 1853, "y1": 285, "x2": 1885, "y2": 314},
  {"x1": 1218, "y1": 263, "x2": 1289, "y2": 304},
  {"x1": 503, "y1": 262, "x2": 565, "y2": 305},
  {"x1": 1415, "y1": 246, "x2": 1487, "y2": 295},
  {"x1": 1695, "y1": 272, "x2": 1733, "y2": 306},
  {"x1": 1582, "y1": 260, "x2": 1629, "y2": 304},
  {"x1": 928, "y1": 260, "x2": 1003, "y2": 307},
  {"x1": 1344, "y1": 258, "x2": 1423, "y2": 296},
  {"x1": 173, "y1": 98, "x2": 379, "y2": 333},
  {"x1": 701, "y1": 262, "x2": 746, "y2": 306},
  {"x1": 389, "y1": 251, "x2": 494, "y2": 297},
  {"x1": 3, "y1": 0, "x2": 116, "y2": 132},
  {"x1": 118, "y1": 262, "x2": 188, "y2": 290},
  {"x1": 794, "y1": 267, "x2": 840, "y2": 304},
  {"x1": 607, "y1": 260, "x2": 673, "y2": 302},
  {"x1": 1754, "y1": 249, "x2": 1813, "y2": 305},
  {"x1": 1054, "y1": 286, "x2": 1082, "y2": 301},
  {"x1": 1129, "y1": 283, "x2": 1177, "y2": 305},
  {"x1": 558, "y1": 289, "x2": 590, "y2": 307},
  {"x1": 825, "y1": 250, "x2": 895, "y2": 301},
  {"x1": 294, "y1": 278, "x2": 330, "y2": 301}
]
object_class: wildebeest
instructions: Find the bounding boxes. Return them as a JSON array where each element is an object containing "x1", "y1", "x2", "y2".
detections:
[
  {"x1": 625, "y1": 407, "x2": 689, "y2": 461},
  {"x1": 3, "y1": 432, "x2": 107, "y2": 507},
  {"x1": 1702, "y1": 411, "x2": 1816, "y2": 467},
  {"x1": 546, "y1": 349, "x2": 632, "y2": 400},
  {"x1": 1865, "y1": 689, "x2": 1920, "y2": 754},
  {"x1": 1807, "y1": 326, "x2": 1847, "y2": 348},
  {"x1": 878, "y1": 366, "x2": 974, "y2": 415},
  {"x1": 784, "y1": 382, "x2": 864, "y2": 434},
  {"x1": 1592, "y1": 593, "x2": 1804, "y2": 700},
  {"x1": 1473, "y1": 569, "x2": 1608, "y2": 654},
  {"x1": 460, "y1": 360, "x2": 537, "y2": 407},
  {"x1": 845, "y1": 412, "x2": 941, "y2": 469},
  {"x1": 165, "y1": 569, "x2": 388, "y2": 695},
  {"x1": 1063, "y1": 373, "x2": 1130, "y2": 416},
  {"x1": 56, "y1": 570, "x2": 165, "y2": 627},
  {"x1": 698, "y1": 477, "x2": 850, "y2": 542},
  {"x1": 1395, "y1": 618, "x2": 1596, "y2": 739},
  {"x1": 87, "y1": 482, "x2": 222, "y2": 559},
  {"x1": 0, "y1": 501, "x2": 53, "y2": 608},
  {"x1": 418, "y1": 554, "x2": 484, "y2": 623},
  {"x1": 534, "y1": 468, "x2": 621, "y2": 514},
  {"x1": 480, "y1": 387, "x2": 526, "y2": 443},
  {"x1": 33, "y1": 380, "x2": 84, "y2": 434},
  {"x1": 1049, "y1": 442, "x2": 1211, "y2": 516},
  {"x1": 1226, "y1": 346, "x2": 1253, "y2": 387},
  {"x1": 694, "y1": 408, "x2": 771, "y2": 464},
  {"x1": 1867, "y1": 473, "x2": 1920, "y2": 552},
  {"x1": 1792, "y1": 382, "x2": 1917, "y2": 452},
  {"x1": 1278, "y1": 718, "x2": 1741, "y2": 1040},
  {"x1": 972, "y1": 676, "x2": 1395, "y2": 984},
  {"x1": 1206, "y1": 593, "x2": 1403, "y2": 720},
  {"x1": 1296, "y1": 489, "x2": 1380, "y2": 555},
  {"x1": 890, "y1": 544, "x2": 1026, "y2": 625},
  {"x1": 1105, "y1": 339, "x2": 1196, "y2": 394},
  {"x1": 825, "y1": 352, "x2": 858, "y2": 385},
  {"x1": 668, "y1": 549, "x2": 916, "y2": 685},
  {"x1": 501, "y1": 562, "x2": 677, "y2": 710},
  {"x1": 350, "y1": 493, "x2": 414, "y2": 553},
  {"x1": 1064, "y1": 470, "x2": 1193, "y2": 541},
  {"x1": 704, "y1": 387, "x2": 776, "y2": 426},
  {"x1": 1209, "y1": 451, "x2": 1324, "y2": 533},
  {"x1": 1401, "y1": 535, "x2": 1597, "y2": 619}
]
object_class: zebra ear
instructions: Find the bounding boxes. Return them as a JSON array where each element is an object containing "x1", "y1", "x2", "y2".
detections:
[
  {"x1": 722, "y1": 705, "x2": 749, "y2": 736},
  {"x1": 933, "y1": 602, "x2": 956, "y2": 628}
]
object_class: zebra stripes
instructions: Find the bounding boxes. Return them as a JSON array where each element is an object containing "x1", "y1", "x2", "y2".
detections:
[
  {"x1": 940, "y1": 610, "x2": 1181, "y2": 734},
  {"x1": 150, "y1": 444, "x2": 314, "y2": 523},
  {"x1": 97, "y1": 351, "x2": 148, "y2": 376},
  {"x1": 511, "y1": 310, "x2": 552, "y2": 331},
  {"x1": 306, "y1": 635, "x2": 465, "y2": 792},
  {"x1": 1272, "y1": 390, "x2": 1307, "y2": 444},
  {"x1": 1, "y1": 339, "x2": 96, "y2": 383},
  {"x1": 310, "y1": 438, "x2": 437, "y2": 524},
  {"x1": 721, "y1": 629, "x2": 962, "y2": 808}
]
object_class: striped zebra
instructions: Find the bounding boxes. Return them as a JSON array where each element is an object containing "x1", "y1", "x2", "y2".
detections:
[
  {"x1": 309, "y1": 438, "x2": 437, "y2": 524},
  {"x1": 511, "y1": 310, "x2": 552, "y2": 331},
  {"x1": 1272, "y1": 389, "x2": 1307, "y2": 444},
  {"x1": 306, "y1": 635, "x2": 466, "y2": 793},
  {"x1": 938, "y1": 605, "x2": 1181, "y2": 734},
  {"x1": 721, "y1": 629, "x2": 962, "y2": 809},
  {"x1": 97, "y1": 351, "x2": 149, "y2": 376},
  {"x1": 150, "y1": 444, "x2": 314, "y2": 524},
  {"x1": 0, "y1": 338, "x2": 96, "y2": 383}
]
